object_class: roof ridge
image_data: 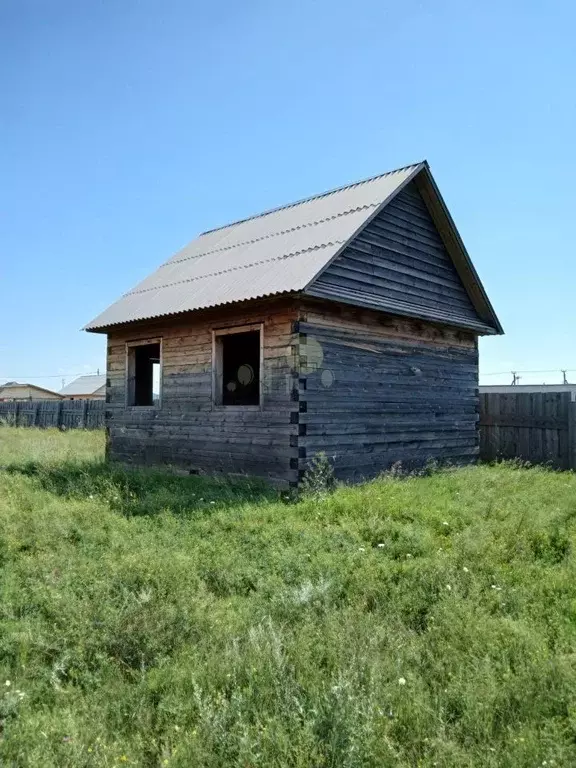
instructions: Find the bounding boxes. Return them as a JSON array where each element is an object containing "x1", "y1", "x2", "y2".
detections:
[{"x1": 200, "y1": 161, "x2": 426, "y2": 236}]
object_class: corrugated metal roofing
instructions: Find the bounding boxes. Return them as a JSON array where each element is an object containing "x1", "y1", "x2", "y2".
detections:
[
  {"x1": 59, "y1": 374, "x2": 106, "y2": 396},
  {"x1": 85, "y1": 163, "x2": 424, "y2": 330}
]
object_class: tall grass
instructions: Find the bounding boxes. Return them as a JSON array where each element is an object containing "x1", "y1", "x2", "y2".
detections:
[{"x1": 1, "y1": 427, "x2": 576, "y2": 766}]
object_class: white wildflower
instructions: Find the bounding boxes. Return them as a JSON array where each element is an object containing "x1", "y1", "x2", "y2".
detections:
[
  {"x1": 446, "y1": 584, "x2": 452, "y2": 591},
  {"x1": 138, "y1": 588, "x2": 153, "y2": 604},
  {"x1": 358, "y1": 547, "x2": 366, "y2": 552},
  {"x1": 398, "y1": 677, "x2": 406, "y2": 686},
  {"x1": 377, "y1": 543, "x2": 385, "y2": 548},
  {"x1": 5, "y1": 680, "x2": 10, "y2": 687},
  {"x1": 463, "y1": 566, "x2": 469, "y2": 573}
]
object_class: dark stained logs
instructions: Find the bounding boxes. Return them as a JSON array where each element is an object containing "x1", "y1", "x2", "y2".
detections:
[
  {"x1": 105, "y1": 295, "x2": 481, "y2": 487},
  {"x1": 297, "y1": 300, "x2": 479, "y2": 481},
  {"x1": 306, "y1": 181, "x2": 490, "y2": 333}
]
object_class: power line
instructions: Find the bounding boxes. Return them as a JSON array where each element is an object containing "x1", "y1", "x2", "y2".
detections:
[
  {"x1": 482, "y1": 368, "x2": 576, "y2": 377},
  {"x1": 3, "y1": 367, "x2": 576, "y2": 381},
  {"x1": 0, "y1": 371, "x2": 100, "y2": 380}
]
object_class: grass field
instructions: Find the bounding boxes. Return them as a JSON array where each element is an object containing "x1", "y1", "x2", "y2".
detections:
[{"x1": 1, "y1": 427, "x2": 576, "y2": 767}]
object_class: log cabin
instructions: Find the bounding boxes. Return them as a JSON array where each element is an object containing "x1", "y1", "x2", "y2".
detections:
[{"x1": 85, "y1": 161, "x2": 502, "y2": 487}]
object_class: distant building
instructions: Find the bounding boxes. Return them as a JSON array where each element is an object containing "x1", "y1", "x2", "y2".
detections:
[
  {"x1": 0, "y1": 381, "x2": 62, "y2": 401},
  {"x1": 480, "y1": 384, "x2": 576, "y2": 399},
  {"x1": 59, "y1": 374, "x2": 106, "y2": 400}
]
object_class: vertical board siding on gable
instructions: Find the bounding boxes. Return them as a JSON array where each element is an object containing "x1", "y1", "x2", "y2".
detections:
[
  {"x1": 105, "y1": 303, "x2": 299, "y2": 484},
  {"x1": 298, "y1": 302, "x2": 479, "y2": 482},
  {"x1": 306, "y1": 182, "x2": 482, "y2": 329}
]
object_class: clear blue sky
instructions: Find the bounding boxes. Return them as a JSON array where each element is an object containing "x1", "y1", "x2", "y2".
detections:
[{"x1": 2, "y1": 0, "x2": 575, "y2": 390}]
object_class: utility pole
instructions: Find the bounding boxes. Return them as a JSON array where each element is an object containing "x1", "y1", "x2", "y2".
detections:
[
  {"x1": 562, "y1": 370, "x2": 569, "y2": 385},
  {"x1": 511, "y1": 371, "x2": 521, "y2": 385}
]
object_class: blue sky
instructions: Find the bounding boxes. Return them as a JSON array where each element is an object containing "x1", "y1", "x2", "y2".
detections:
[{"x1": 2, "y1": 0, "x2": 575, "y2": 390}]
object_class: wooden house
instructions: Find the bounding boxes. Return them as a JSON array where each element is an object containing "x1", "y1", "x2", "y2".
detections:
[{"x1": 85, "y1": 162, "x2": 502, "y2": 487}]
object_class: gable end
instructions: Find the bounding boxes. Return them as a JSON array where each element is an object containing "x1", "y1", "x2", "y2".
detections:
[{"x1": 305, "y1": 172, "x2": 501, "y2": 334}]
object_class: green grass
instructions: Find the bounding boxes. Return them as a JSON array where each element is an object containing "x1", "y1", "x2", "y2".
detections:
[{"x1": 1, "y1": 427, "x2": 576, "y2": 767}]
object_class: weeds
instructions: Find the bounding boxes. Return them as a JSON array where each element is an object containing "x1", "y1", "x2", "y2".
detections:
[{"x1": 301, "y1": 451, "x2": 336, "y2": 497}]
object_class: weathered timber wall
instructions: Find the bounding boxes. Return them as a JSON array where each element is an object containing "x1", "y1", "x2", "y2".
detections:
[
  {"x1": 106, "y1": 300, "x2": 299, "y2": 484},
  {"x1": 296, "y1": 301, "x2": 479, "y2": 482},
  {"x1": 0, "y1": 399, "x2": 105, "y2": 429},
  {"x1": 480, "y1": 391, "x2": 576, "y2": 469},
  {"x1": 104, "y1": 296, "x2": 485, "y2": 486},
  {"x1": 307, "y1": 181, "x2": 485, "y2": 332}
]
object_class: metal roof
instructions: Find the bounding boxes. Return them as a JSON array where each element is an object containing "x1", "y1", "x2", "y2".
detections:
[
  {"x1": 85, "y1": 163, "x2": 424, "y2": 330},
  {"x1": 59, "y1": 374, "x2": 106, "y2": 396}
]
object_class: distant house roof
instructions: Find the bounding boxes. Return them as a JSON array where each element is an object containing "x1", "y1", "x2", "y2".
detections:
[
  {"x1": 0, "y1": 382, "x2": 62, "y2": 398},
  {"x1": 85, "y1": 161, "x2": 501, "y2": 334},
  {"x1": 59, "y1": 374, "x2": 106, "y2": 396}
]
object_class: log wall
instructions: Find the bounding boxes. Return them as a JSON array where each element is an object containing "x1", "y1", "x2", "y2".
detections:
[
  {"x1": 106, "y1": 300, "x2": 299, "y2": 484},
  {"x1": 105, "y1": 298, "x2": 480, "y2": 486},
  {"x1": 295, "y1": 301, "x2": 479, "y2": 482}
]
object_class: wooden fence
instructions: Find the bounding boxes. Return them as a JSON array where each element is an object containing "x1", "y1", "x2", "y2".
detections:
[
  {"x1": 480, "y1": 391, "x2": 576, "y2": 470},
  {"x1": 0, "y1": 399, "x2": 105, "y2": 429},
  {"x1": 4, "y1": 393, "x2": 576, "y2": 467}
]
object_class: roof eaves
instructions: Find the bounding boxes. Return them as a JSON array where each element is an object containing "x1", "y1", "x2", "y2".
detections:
[{"x1": 84, "y1": 290, "x2": 300, "y2": 333}]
